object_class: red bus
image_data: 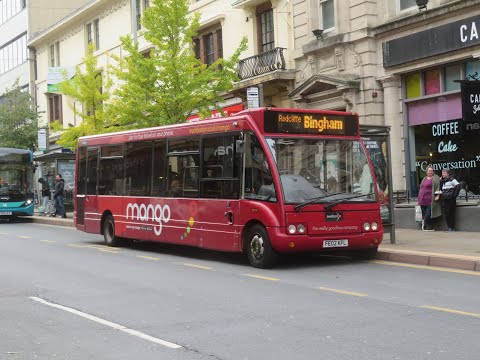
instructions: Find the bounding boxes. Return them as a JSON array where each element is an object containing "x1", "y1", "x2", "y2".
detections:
[{"x1": 74, "y1": 108, "x2": 383, "y2": 268}]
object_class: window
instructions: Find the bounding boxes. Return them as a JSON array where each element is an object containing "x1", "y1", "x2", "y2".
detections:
[
  {"x1": 49, "y1": 42, "x2": 60, "y2": 67},
  {"x1": 0, "y1": 0, "x2": 26, "y2": 25},
  {"x1": 167, "y1": 155, "x2": 200, "y2": 198},
  {"x1": 424, "y1": 69, "x2": 440, "y2": 96},
  {"x1": 153, "y1": 140, "x2": 167, "y2": 196},
  {"x1": 319, "y1": 0, "x2": 334, "y2": 32},
  {"x1": 77, "y1": 147, "x2": 87, "y2": 195},
  {"x1": 444, "y1": 65, "x2": 461, "y2": 92},
  {"x1": 86, "y1": 19, "x2": 100, "y2": 51},
  {"x1": 405, "y1": 72, "x2": 421, "y2": 99},
  {"x1": 193, "y1": 26, "x2": 223, "y2": 65},
  {"x1": 98, "y1": 145, "x2": 124, "y2": 195},
  {"x1": 48, "y1": 94, "x2": 63, "y2": 125},
  {"x1": 125, "y1": 142, "x2": 153, "y2": 196},
  {"x1": 0, "y1": 32, "x2": 27, "y2": 74},
  {"x1": 259, "y1": 9, "x2": 274, "y2": 52},
  {"x1": 86, "y1": 148, "x2": 98, "y2": 195},
  {"x1": 399, "y1": 0, "x2": 416, "y2": 11},
  {"x1": 201, "y1": 135, "x2": 241, "y2": 199},
  {"x1": 136, "y1": 0, "x2": 142, "y2": 30}
]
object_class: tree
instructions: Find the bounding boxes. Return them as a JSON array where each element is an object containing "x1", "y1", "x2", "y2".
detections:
[
  {"x1": 0, "y1": 80, "x2": 38, "y2": 150},
  {"x1": 108, "y1": 0, "x2": 247, "y2": 128},
  {"x1": 51, "y1": 45, "x2": 112, "y2": 149}
]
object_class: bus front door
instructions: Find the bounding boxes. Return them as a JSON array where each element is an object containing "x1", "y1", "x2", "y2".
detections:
[{"x1": 84, "y1": 148, "x2": 99, "y2": 233}]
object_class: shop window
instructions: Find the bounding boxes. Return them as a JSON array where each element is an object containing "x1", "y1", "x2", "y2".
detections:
[
  {"x1": 444, "y1": 65, "x2": 461, "y2": 92},
  {"x1": 424, "y1": 69, "x2": 440, "y2": 95},
  {"x1": 405, "y1": 72, "x2": 421, "y2": 99},
  {"x1": 466, "y1": 60, "x2": 480, "y2": 80}
]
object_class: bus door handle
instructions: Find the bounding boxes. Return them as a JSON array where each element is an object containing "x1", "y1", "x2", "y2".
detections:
[{"x1": 224, "y1": 211, "x2": 234, "y2": 224}]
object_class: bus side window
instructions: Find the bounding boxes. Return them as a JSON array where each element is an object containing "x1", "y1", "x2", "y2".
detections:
[
  {"x1": 125, "y1": 141, "x2": 153, "y2": 196},
  {"x1": 98, "y1": 145, "x2": 124, "y2": 196},
  {"x1": 153, "y1": 140, "x2": 167, "y2": 196}
]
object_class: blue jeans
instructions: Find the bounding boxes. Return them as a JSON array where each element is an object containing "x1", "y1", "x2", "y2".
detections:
[
  {"x1": 54, "y1": 196, "x2": 65, "y2": 217},
  {"x1": 421, "y1": 205, "x2": 432, "y2": 230},
  {"x1": 42, "y1": 196, "x2": 49, "y2": 213}
]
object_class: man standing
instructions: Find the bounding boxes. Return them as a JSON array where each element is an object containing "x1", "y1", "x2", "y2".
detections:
[{"x1": 53, "y1": 174, "x2": 66, "y2": 218}]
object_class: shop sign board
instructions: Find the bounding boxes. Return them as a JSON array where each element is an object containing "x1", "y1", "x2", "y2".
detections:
[
  {"x1": 461, "y1": 80, "x2": 480, "y2": 122},
  {"x1": 383, "y1": 15, "x2": 480, "y2": 68}
]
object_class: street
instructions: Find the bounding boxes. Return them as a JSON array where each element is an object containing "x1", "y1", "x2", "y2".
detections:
[{"x1": 1, "y1": 222, "x2": 479, "y2": 360}]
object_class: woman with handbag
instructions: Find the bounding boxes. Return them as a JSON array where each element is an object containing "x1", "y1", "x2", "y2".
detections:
[
  {"x1": 440, "y1": 168, "x2": 461, "y2": 232},
  {"x1": 417, "y1": 165, "x2": 441, "y2": 231}
]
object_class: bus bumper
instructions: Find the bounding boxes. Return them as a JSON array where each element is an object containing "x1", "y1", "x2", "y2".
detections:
[
  {"x1": 267, "y1": 226, "x2": 383, "y2": 253},
  {"x1": 0, "y1": 203, "x2": 34, "y2": 217}
]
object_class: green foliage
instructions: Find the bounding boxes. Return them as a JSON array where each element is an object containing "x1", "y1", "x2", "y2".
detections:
[
  {"x1": 0, "y1": 80, "x2": 38, "y2": 150},
  {"x1": 55, "y1": 45, "x2": 112, "y2": 149},
  {"x1": 109, "y1": 0, "x2": 247, "y2": 128}
]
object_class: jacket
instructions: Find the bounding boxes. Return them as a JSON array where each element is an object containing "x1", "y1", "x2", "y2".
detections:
[
  {"x1": 54, "y1": 179, "x2": 65, "y2": 198},
  {"x1": 420, "y1": 174, "x2": 442, "y2": 218},
  {"x1": 440, "y1": 175, "x2": 461, "y2": 200}
]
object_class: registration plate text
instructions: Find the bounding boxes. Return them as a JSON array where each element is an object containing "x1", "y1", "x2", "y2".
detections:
[{"x1": 323, "y1": 239, "x2": 348, "y2": 248}]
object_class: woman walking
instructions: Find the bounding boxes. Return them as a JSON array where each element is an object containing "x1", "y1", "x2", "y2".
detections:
[
  {"x1": 440, "y1": 168, "x2": 461, "y2": 231},
  {"x1": 417, "y1": 165, "x2": 442, "y2": 231}
]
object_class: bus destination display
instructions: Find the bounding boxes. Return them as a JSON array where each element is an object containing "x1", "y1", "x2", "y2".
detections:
[{"x1": 264, "y1": 110, "x2": 358, "y2": 136}]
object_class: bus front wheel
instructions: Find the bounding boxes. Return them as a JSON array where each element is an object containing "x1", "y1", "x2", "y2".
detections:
[
  {"x1": 245, "y1": 224, "x2": 278, "y2": 269},
  {"x1": 103, "y1": 215, "x2": 120, "y2": 247}
]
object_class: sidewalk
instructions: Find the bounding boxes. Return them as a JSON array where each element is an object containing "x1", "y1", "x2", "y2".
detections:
[{"x1": 27, "y1": 211, "x2": 480, "y2": 272}]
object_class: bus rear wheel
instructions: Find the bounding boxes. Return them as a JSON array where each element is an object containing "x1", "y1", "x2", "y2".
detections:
[
  {"x1": 103, "y1": 215, "x2": 120, "y2": 247},
  {"x1": 245, "y1": 224, "x2": 278, "y2": 269}
]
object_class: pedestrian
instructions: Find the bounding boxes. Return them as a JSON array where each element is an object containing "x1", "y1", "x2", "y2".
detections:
[
  {"x1": 38, "y1": 178, "x2": 51, "y2": 216},
  {"x1": 440, "y1": 168, "x2": 461, "y2": 231},
  {"x1": 53, "y1": 174, "x2": 66, "y2": 218},
  {"x1": 417, "y1": 165, "x2": 442, "y2": 231}
]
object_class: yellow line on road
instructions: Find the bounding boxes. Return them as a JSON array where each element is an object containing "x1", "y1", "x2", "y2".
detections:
[
  {"x1": 17, "y1": 235, "x2": 32, "y2": 239},
  {"x1": 0, "y1": 232, "x2": 8, "y2": 235},
  {"x1": 243, "y1": 274, "x2": 280, "y2": 282},
  {"x1": 370, "y1": 260, "x2": 480, "y2": 276},
  {"x1": 136, "y1": 255, "x2": 160, "y2": 261},
  {"x1": 317, "y1": 286, "x2": 368, "y2": 297},
  {"x1": 40, "y1": 240, "x2": 56, "y2": 244},
  {"x1": 183, "y1": 263, "x2": 213, "y2": 270},
  {"x1": 97, "y1": 249, "x2": 120, "y2": 253},
  {"x1": 68, "y1": 244, "x2": 88, "y2": 248},
  {"x1": 421, "y1": 305, "x2": 480, "y2": 318}
]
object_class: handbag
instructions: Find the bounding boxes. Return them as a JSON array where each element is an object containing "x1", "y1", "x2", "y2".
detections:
[{"x1": 415, "y1": 205, "x2": 422, "y2": 223}]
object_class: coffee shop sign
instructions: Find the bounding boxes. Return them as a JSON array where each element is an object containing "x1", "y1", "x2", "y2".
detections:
[
  {"x1": 432, "y1": 122, "x2": 459, "y2": 153},
  {"x1": 461, "y1": 22, "x2": 480, "y2": 43}
]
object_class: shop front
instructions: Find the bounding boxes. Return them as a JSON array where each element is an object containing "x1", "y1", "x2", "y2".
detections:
[{"x1": 382, "y1": 12, "x2": 480, "y2": 197}]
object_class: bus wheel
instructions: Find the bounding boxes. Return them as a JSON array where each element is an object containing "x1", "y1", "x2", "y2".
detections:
[
  {"x1": 103, "y1": 216, "x2": 120, "y2": 247},
  {"x1": 352, "y1": 247, "x2": 378, "y2": 260},
  {"x1": 246, "y1": 224, "x2": 278, "y2": 269}
]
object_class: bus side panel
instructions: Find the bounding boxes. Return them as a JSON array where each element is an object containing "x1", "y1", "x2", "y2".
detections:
[
  {"x1": 83, "y1": 195, "x2": 101, "y2": 234},
  {"x1": 196, "y1": 199, "x2": 241, "y2": 252}
]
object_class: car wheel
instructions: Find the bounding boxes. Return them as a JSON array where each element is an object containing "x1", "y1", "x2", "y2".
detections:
[{"x1": 246, "y1": 224, "x2": 278, "y2": 269}]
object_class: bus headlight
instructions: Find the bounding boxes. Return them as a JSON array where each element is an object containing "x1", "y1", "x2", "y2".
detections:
[
  {"x1": 297, "y1": 224, "x2": 306, "y2": 234},
  {"x1": 363, "y1": 222, "x2": 371, "y2": 231},
  {"x1": 288, "y1": 224, "x2": 297, "y2": 234},
  {"x1": 371, "y1": 222, "x2": 378, "y2": 231},
  {"x1": 25, "y1": 199, "x2": 33, "y2": 205}
]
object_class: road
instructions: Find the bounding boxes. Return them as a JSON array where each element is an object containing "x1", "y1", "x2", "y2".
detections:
[{"x1": 0, "y1": 221, "x2": 479, "y2": 360}]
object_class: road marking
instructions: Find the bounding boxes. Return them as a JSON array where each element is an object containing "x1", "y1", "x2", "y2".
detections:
[
  {"x1": 17, "y1": 235, "x2": 32, "y2": 239},
  {"x1": 136, "y1": 255, "x2": 160, "y2": 261},
  {"x1": 370, "y1": 260, "x2": 480, "y2": 276},
  {"x1": 421, "y1": 305, "x2": 480, "y2": 318},
  {"x1": 317, "y1": 286, "x2": 368, "y2": 297},
  {"x1": 243, "y1": 274, "x2": 280, "y2": 282},
  {"x1": 0, "y1": 232, "x2": 8, "y2": 235},
  {"x1": 97, "y1": 249, "x2": 120, "y2": 253},
  {"x1": 183, "y1": 263, "x2": 213, "y2": 270},
  {"x1": 40, "y1": 240, "x2": 56, "y2": 244},
  {"x1": 29, "y1": 296, "x2": 181, "y2": 349},
  {"x1": 68, "y1": 244, "x2": 119, "y2": 253}
]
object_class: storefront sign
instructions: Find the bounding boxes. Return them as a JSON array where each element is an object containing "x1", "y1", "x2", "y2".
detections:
[
  {"x1": 461, "y1": 80, "x2": 480, "y2": 121},
  {"x1": 383, "y1": 15, "x2": 480, "y2": 68},
  {"x1": 47, "y1": 67, "x2": 76, "y2": 92}
]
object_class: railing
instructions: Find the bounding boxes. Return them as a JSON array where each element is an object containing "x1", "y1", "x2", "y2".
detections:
[{"x1": 237, "y1": 47, "x2": 287, "y2": 80}]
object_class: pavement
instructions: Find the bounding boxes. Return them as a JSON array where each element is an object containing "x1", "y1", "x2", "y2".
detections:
[{"x1": 25, "y1": 210, "x2": 480, "y2": 272}]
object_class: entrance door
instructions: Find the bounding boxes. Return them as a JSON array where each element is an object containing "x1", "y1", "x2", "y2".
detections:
[{"x1": 84, "y1": 147, "x2": 99, "y2": 233}]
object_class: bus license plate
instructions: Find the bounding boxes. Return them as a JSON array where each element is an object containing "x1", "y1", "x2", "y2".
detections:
[
  {"x1": 0, "y1": 211, "x2": 12, "y2": 215},
  {"x1": 323, "y1": 239, "x2": 348, "y2": 248}
]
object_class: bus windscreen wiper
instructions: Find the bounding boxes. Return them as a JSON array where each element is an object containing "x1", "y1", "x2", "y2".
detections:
[
  {"x1": 294, "y1": 192, "x2": 343, "y2": 212},
  {"x1": 324, "y1": 193, "x2": 374, "y2": 211}
]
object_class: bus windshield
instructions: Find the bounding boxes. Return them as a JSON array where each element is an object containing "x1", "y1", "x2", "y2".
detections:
[
  {"x1": 0, "y1": 164, "x2": 32, "y2": 196},
  {"x1": 266, "y1": 138, "x2": 376, "y2": 204}
]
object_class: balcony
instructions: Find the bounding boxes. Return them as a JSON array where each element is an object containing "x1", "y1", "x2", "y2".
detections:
[{"x1": 237, "y1": 47, "x2": 287, "y2": 80}]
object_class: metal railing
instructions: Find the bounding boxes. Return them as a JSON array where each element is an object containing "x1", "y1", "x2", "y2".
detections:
[{"x1": 237, "y1": 47, "x2": 287, "y2": 80}]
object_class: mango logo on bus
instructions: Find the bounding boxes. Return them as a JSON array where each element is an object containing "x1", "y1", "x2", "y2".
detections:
[
  {"x1": 126, "y1": 203, "x2": 171, "y2": 236},
  {"x1": 303, "y1": 116, "x2": 344, "y2": 132}
]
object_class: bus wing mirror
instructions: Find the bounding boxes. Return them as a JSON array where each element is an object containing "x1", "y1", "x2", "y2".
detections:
[{"x1": 236, "y1": 139, "x2": 245, "y2": 154}]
